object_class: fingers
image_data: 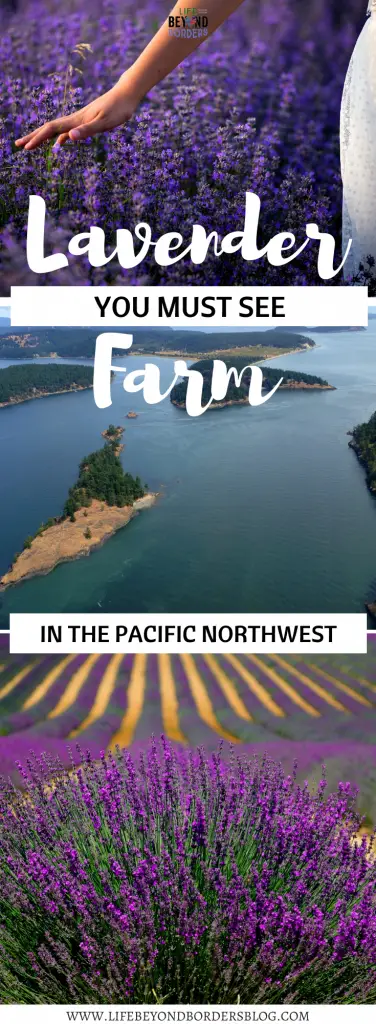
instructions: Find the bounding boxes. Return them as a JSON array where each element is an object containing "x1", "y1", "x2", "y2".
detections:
[
  {"x1": 54, "y1": 133, "x2": 70, "y2": 148},
  {"x1": 23, "y1": 120, "x2": 74, "y2": 150},
  {"x1": 15, "y1": 130, "x2": 36, "y2": 147},
  {"x1": 15, "y1": 114, "x2": 81, "y2": 150},
  {"x1": 15, "y1": 110, "x2": 106, "y2": 151},
  {"x1": 15, "y1": 125, "x2": 56, "y2": 149},
  {"x1": 69, "y1": 116, "x2": 103, "y2": 141}
]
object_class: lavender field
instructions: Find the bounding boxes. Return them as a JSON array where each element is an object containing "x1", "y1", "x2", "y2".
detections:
[
  {"x1": 1, "y1": 649, "x2": 376, "y2": 817},
  {"x1": 0, "y1": 0, "x2": 370, "y2": 288},
  {"x1": 1, "y1": 649, "x2": 376, "y2": 1003},
  {"x1": 2, "y1": 736, "x2": 376, "y2": 1003}
]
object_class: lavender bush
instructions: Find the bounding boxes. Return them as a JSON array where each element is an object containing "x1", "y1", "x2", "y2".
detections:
[
  {"x1": 1, "y1": 739, "x2": 376, "y2": 1004},
  {"x1": 0, "y1": 0, "x2": 372, "y2": 289}
]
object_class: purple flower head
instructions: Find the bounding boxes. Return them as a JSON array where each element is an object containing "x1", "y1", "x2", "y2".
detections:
[{"x1": 0, "y1": 738, "x2": 376, "y2": 1003}]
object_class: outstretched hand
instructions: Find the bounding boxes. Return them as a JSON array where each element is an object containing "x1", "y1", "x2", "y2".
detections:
[
  {"x1": 15, "y1": 83, "x2": 138, "y2": 151},
  {"x1": 15, "y1": 1, "x2": 246, "y2": 152}
]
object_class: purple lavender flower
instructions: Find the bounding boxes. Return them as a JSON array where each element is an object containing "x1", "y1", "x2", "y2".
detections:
[
  {"x1": 0, "y1": 738, "x2": 376, "y2": 1003},
  {"x1": 0, "y1": 0, "x2": 371, "y2": 289}
]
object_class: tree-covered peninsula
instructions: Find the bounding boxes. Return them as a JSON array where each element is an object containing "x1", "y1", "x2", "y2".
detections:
[
  {"x1": 0, "y1": 363, "x2": 93, "y2": 406},
  {"x1": 170, "y1": 358, "x2": 334, "y2": 409},
  {"x1": 348, "y1": 412, "x2": 376, "y2": 621},
  {"x1": 348, "y1": 411, "x2": 376, "y2": 495},
  {"x1": 0, "y1": 327, "x2": 315, "y2": 361},
  {"x1": 0, "y1": 434, "x2": 155, "y2": 590},
  {"x1": 63, "y1": 437, "x2": 145, "y2": 521}
]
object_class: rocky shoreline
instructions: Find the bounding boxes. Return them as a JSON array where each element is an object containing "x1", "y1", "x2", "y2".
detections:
[
  {"x1": 0, "y1": 495, "x2": 157, "y2": 591},
  {"x1": 348, "y1": 432, "x2": 376, "y2": 619},
  {"x1": 348, "y1": 434, "x2": 376, "y2": 495},
  {"x1": 0, "y1": 383, "x2": 93, "y2": 409},
  {"x1": 172, "y1": 381, "x2": 335, "y2": 410}
]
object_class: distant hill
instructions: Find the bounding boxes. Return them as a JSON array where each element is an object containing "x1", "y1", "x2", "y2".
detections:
[
  {"x1": 0, "y1": 327, "x2": 315, "y2": 360},
  {"x1": 272, "y1": 325, "x2": 366, "y2": 334}
]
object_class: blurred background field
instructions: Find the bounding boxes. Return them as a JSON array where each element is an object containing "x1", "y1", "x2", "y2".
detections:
[
  {"x1": 0, "y1": 0, "x2": 371, "y2": 287},
  {"x1": 1, "y1": 647, "x2": 375, "y2": 820}
]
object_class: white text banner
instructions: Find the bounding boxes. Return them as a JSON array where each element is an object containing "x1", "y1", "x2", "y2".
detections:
[
  {"x1": 10, "y1": 286, "x2": 368, "y2": 328},
  {"x1": 9, "y1": 613, "x2": 368, "y2": 654}
]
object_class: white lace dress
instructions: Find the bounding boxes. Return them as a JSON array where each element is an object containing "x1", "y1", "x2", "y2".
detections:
[{"x1": 340, "y1": 2, "x2": 376, "y2": 279}]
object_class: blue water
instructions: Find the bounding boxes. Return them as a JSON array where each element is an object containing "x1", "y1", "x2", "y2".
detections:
[{"x1": 0, "y1": 325, "x2": 376, "y2": 623}]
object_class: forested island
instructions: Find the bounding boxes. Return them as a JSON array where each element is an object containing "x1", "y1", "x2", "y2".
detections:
[
  {"x1": 348, "y1": 412, "x2": 376, "y2": 495},
  {"x1": 101, "y1": 424, "x2": 125, "y2": 453},
  {"x1": 0, "y1": 433, "x2": 156, "y2": 590},
  {"x1": 0, "y1": 363, "x2": 93, "y2": 406},
  {"x1": 0, "y1": 327, "x2": 315, "y2": 361},
  {"x1": 348, "y1": 412, "x2": 376, "y2": 620},
  {"x1": 170, "y1": 359, "x2": 334, "y2": 409}
]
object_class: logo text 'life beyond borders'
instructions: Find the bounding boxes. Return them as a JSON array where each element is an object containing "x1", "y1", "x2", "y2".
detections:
[{"x1": 168, "y1": 8, "x2": 208, "y2": 37}]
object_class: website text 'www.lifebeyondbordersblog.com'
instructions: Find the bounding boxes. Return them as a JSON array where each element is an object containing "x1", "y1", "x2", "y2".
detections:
[{"x1": 65, "y1": 1013, "x2": 310, "y2": 1023}]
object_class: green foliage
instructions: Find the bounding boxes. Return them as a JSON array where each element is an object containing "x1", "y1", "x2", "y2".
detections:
[
  {"x1": 84, "y1": 527, "x2": 92, "y2": 539},
  {"x1": 23, "y1": 536, "x2": 33, "y2": 550},
  {"x1": 171, "y1": 358, "x2": 329, "y2": 408},
  {"x1": 351, "y1": 411, "x2": 376, "y2": 493},
  {"x1": 0, "y1": 327, "x2": 314, "y2": 361},
  {"x1": 62, "y1": 437, "x2": 145, "y2": 519},
  {"x1": 0, "y1": 363, "x2": 93, "y2": 404}
]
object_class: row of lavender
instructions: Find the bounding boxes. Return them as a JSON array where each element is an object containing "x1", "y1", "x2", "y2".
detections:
[
  {"x1": 0, "y1": 650, "x2": 375, "y2": 819},
  {"x1": 0, "y1": 0, "x2": 370, "y2": 287},
  {"x1": 1, "y1": 652, "x2": 375, "y2": 743}
]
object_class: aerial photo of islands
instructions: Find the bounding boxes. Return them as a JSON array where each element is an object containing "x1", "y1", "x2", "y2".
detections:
[
  {"x1": 1, "y1": 301, "x2": 376, "y2": 1003},
  {"x1": 1, "y1": 306, "x2": 376, "y2": 625}
]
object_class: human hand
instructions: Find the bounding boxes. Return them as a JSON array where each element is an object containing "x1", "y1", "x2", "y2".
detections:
[{"x1": 15, "y1": 81, "x2": 139, "y2": 151}]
